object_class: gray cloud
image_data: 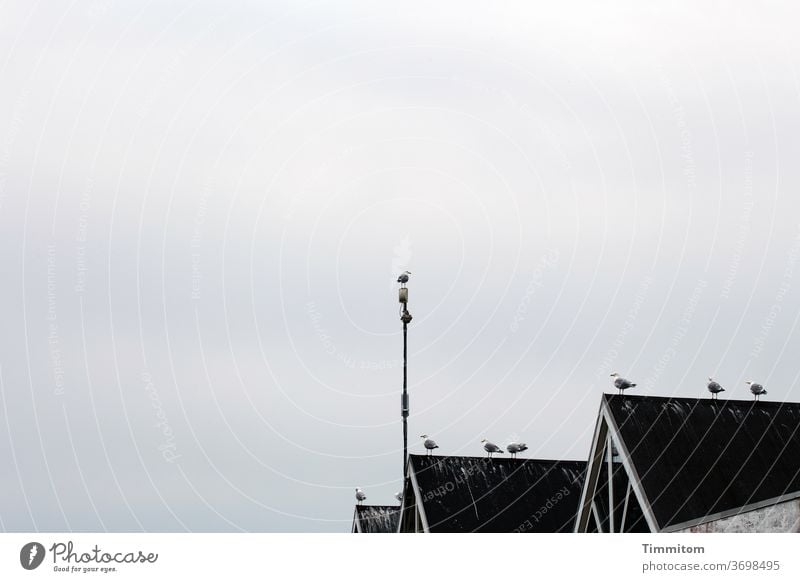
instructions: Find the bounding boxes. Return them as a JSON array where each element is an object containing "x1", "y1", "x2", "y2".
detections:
[{"x1": 1, "y1": 1, "x2": 799, "y2": 531}]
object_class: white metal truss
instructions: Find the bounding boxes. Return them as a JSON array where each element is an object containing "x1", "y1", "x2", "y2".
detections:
[{"x1": 575, "y1": 398, "x2": 659, "y2": 532}]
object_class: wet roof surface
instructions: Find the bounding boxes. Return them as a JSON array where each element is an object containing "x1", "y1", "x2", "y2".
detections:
[
  {"x1": 353, "y1": 505, "x2": 400, "y2": 533},
  {"x1": 605, "y1": 394, "x2": 800, "y2": 529},
  {"x1": 410, "y1": 454, "x2": 586, "y2": 532}
]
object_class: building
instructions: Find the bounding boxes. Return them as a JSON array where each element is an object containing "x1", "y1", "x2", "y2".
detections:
[
  {"x1": 396, "y1": 454, "x2": 586, "y2": 533},
  {"x1": 351, "y1": 505, "x2": 400, "y2": 533},
  {"x1": 576, "y1": 394, "x2": 800, "y2": 533}
]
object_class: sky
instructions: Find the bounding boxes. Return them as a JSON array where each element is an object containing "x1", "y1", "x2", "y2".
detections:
[{"x1": 1, "y1": 1, "x2": 799, "y2": 532}]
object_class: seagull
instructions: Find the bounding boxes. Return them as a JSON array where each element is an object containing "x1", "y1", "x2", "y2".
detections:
[
  {"x1": 481, "y1": 439, "x2": 504, "y2": 458},
  {"x1": 507, "y1": 442, "x2": 528, "y2": 459},
  {"x1": 610, "y1": 372, "x2": 636, "y2": 395},
  {"x1": 420, "y1": 434, "x2": 439, "y2": 455},
  {"x1": 707, "y1": 377, "x2": 725, "y2": 400},
  {"x1": 394, "y1": 491, "x2": 403, "y2": 502},
  {"x1": 746, "y1": 380, "x2": 767, "y2": 401},
  {"x1": 355, "y1": 488, "x2": 366, "y2": 505},
  {"x1": 397, "y1": 271, "x2": 411, "y2": 287}
]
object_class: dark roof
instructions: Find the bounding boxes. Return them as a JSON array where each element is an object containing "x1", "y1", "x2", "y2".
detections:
[
  {"x1": 353, "y1": 505, "x2": 399, "y2": 533},
  {"x1": 604, "y1": 394, "x2": 800, "y2": 529},
  {"x1": 409, "y1": 454, "x2": 585, "y2": 532}
]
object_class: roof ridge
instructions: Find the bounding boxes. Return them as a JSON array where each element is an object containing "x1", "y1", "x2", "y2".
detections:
[
  {"x1": 602, "y1": 393, "x2": 800, "y2": 405},
  {"x1": 408, "y1": 454, "x2": 586, "y2": 464}
]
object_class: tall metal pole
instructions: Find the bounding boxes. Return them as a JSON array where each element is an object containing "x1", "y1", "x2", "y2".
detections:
[
  {"x1": 399, "y1": 287, "x2": 412, "y2": 477},
  {"x1": 402, "y1": 317, "x2": 408, "y2": 473}
]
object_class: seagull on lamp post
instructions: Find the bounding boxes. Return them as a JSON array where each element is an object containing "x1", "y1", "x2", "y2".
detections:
[
  {"x1": 610, "y1": 372, "x2": 636, "y2": 395},
  {"x1": 746, "y1": 380, "x2": 767, "y2": 401},
  {"x1": 707, "y1": 377, "x2": 725, "y2": 400},
  {"x1": 397, "y1": 271, "x2": 411, "y2": 287}
]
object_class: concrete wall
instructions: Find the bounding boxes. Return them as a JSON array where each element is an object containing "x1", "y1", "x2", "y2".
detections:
[{"x1": 679, "y1": 499, "x2": 800, "y2": 533}]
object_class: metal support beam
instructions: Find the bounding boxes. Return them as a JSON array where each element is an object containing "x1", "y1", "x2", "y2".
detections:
[
  {"x1": 601, "y1": 406, "x2": 661, "y2": 532},
  {"x1": 575, "y1": 409, "x2": 609, "y2": 532},
  {"x1": 620, "y1": 480, "x2": 632, "y2": 533},
  {"x1": 607, "y1": 436, "x2": 615, "y2": 533},
  {"x1": 592, "y1": 502, "x2": 605, "y2": 533}
]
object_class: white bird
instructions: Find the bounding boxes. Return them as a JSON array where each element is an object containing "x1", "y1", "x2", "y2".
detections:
[
  {"x1": 481, "y1": 439, "x2": 504, "y2": 458},
  {"x1": 746, "y1": 380, "x2": 767, "y2": 401},
  {"x1": 507, "y1": 442, "x2": 528, "y2": 458},
  {"x1": 355, "y1": 488, "x2": 366, "y2": 505},
  {"x1": 394, "y1": 491, "x2": 403, "y2": 502},
  {"x1": 420, "y1": 434, "x2": 439, "y2": 455},
  {"x1": 610, "y1": 372, "x2": 636, "y2": 395},
  {"x1": 707, "y1": 377, "x2": 725, "y2": 400},
  {"x1": 397, "y1": 271, "x2": 411, "y2": 287}
]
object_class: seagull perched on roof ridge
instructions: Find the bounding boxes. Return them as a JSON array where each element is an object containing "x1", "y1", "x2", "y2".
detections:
[
  {"x1": 707, "y1": 377, "x2": 725, "y2": 400},
  {"x1": 746, "y1": 380, "x2": 767, "y2": 401},
  {"x1": 610, "y1": 372, "x2": 636, "y2": 395},
  {"x1": 481, "y1": 438, "x2": 504, "y2": 458},
  {"x1": 394, "y1": 491, "x2": 402, "y2": 502},
  {"x1": 420, "y1": 434, "x2": 439, "y2": 455},
  {"x1": 355, "y1": 488, "x2": 366, "y2": 505},
  {"x1": 507, "y1": 442, "x2": 528, "y2": 459},
  {"x1": 397, "y1": 271, "x2": 411, "y2": 287}
]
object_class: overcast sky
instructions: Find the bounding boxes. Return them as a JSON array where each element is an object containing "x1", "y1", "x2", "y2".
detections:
[{"x1": 1, "y1": 1, "x2": 800, "y2": 532}]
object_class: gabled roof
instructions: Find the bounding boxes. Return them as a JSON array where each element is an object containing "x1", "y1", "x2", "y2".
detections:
[
  {"x1": 351, "y1": 505, "x2": 400, "y2": 533},
  {"x1": 407, "y1": 454, "x2": 585, "y2": 532},
  {"x1": 601, "y1": 394, "x2": 800, "y2": 531}
]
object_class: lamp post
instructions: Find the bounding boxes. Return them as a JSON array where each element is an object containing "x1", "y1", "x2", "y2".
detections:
[{"x1": 399, "y1": 285, "x2": 412, "y2": 477}]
